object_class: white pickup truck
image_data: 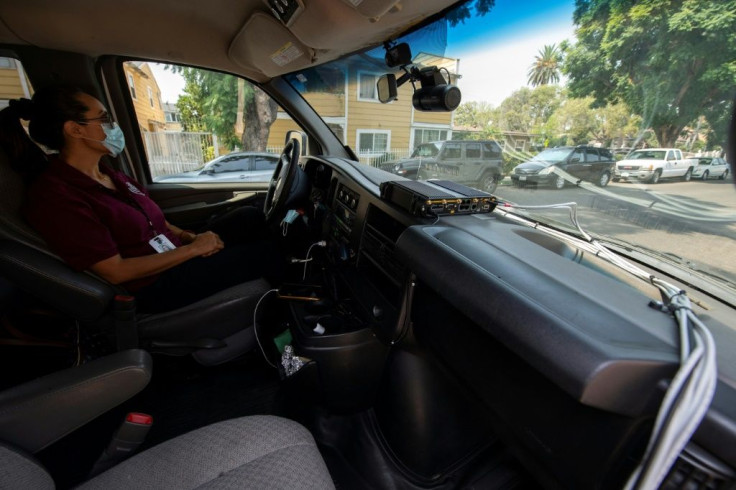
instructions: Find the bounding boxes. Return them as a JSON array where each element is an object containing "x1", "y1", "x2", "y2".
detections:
[{"x1": 614, "y1": 148, "x2": 696, "y2": 184}]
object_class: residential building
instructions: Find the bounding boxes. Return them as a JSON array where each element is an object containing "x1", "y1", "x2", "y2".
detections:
[
  {"x1": 163, "y1": 102, "x2": 183, "y2": 131},
  {"x1": 0, "y1": 57, "x2": 32, "y2": 108},
  {"x1": 123, "y1": 62, "x2": 165, "y2": 133},
  {"x1": 266, "y1": 52, "x2": 458, "y2": 163}
]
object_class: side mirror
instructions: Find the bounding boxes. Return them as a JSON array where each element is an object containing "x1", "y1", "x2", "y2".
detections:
[
  {"x1": 570, "y1": 156, "x2": 581, "y2": 163},
  {"x1": 377, "y1": 74, "x2": 398, "y2": 103}
]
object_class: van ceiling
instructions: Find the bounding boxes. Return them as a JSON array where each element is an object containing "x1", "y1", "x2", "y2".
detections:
[{"x1": 0, "y1": 0, "x2": 459, "y2": 82}]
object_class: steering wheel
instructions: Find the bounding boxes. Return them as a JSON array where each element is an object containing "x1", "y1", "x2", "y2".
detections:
[{"x1": 264, "y1": 138, "x2": 300, "y2": 222}]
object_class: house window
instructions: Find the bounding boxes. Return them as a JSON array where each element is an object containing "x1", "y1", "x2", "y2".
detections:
[
  {"x1": 0, "y1": 57, "x2": 16, "y2": 69},
  {"x1": 128, "y1": 74, "x2": 137, "y2": 99},
  {"x1": 413, "y1": 128, "x2": 449, "y2": 148},
  {"x1": 356, "y1": 130, "x2": 390, "y2": 155},
  {"x1": 148, "y1": 87, "x2": 154, "y2": 107},
  {"x1": 327, "y1": 123, "x2": 345, "y2": 143},
  {"x1": 358, "y1": 73, "x2": 379, "y2": 101}
]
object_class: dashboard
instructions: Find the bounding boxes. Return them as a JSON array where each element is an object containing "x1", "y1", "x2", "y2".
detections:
[{"x1": 299, "y1": 155, "x2": 736, "y2": 487}]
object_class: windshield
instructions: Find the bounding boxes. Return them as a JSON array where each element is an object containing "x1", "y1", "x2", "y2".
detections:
[
  {"x1": 286, "y1": 0, "x2": 736, "y2": 297},
  {"x1": 628, "y1": 150, "x2": 667, "y2": 160},
  {"x1": 529, "y1": 148, "x2": 572, "y2": 165}
]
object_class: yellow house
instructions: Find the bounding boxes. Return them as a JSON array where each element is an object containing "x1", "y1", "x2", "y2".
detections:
[
  {"x1": 268, "y1": 53, "x2": 458, "y2": 162},
  {"x1": 123, "y1": 62, "x2": 165, "y2": 133},
  {"x1": 0, "y1": 57, "x2": 32, "y2": 108}
]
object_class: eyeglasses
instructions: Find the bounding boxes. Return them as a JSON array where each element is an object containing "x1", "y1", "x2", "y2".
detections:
[{"x1": 77, "y1": 114, "x2": 115, "y2": 129}]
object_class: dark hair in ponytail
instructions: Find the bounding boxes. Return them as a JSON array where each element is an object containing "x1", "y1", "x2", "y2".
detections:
[{"x1": 0, "y1": 85, "x2": 88, "y2": 179}]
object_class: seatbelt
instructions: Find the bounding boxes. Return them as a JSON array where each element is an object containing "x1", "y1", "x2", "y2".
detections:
[{"x1": 88, "y1": 412, "x2": 153, "y2": 477}]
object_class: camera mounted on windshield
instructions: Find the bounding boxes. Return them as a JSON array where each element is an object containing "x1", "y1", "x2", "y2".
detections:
[{"x1": 377, "y1": 42, "x2": 462, "y2": 112}]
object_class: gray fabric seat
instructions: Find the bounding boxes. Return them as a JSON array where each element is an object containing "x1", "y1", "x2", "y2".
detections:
[{"x1": 1, "y1": 416, "x2": 335, "y2": 490}]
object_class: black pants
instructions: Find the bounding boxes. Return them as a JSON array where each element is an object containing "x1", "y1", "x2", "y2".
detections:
[{"x1": 134, "y1": 207, "x2": 283, "y2": 313}]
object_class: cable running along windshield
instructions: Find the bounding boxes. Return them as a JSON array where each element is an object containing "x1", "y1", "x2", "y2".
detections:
[{"x1": 495, "y1": 200, "x2": 718, "y2": 490}]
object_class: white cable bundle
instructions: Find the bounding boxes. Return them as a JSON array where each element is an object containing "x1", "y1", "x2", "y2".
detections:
[{"x1": 497, "y1": 201, "x2": 718, "y2": 490}]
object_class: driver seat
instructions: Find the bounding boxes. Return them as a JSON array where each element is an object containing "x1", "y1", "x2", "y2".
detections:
[{"x1": 0, "y1": 148, "x2": 271, "y2": 365}]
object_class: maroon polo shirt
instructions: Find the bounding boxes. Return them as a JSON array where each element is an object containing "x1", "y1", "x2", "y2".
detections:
[{"x1": 24, "y1": 156, "x2": 182, "y2": 290}]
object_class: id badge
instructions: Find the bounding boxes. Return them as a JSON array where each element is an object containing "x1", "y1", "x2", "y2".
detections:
[{"x1": 149, "y1": 234, "x2": 177, "y2": 253}]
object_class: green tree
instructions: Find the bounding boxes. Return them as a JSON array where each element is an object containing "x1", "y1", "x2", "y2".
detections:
[
  {"x1": 493, "y1": 85, "x2": 564, "y2": 134},
  {"x1": 590, "y1": 102, "x2": 643, "y2": 148},
  {"x1": 547, "y1": 96, "x2": 597, "y2": 145},
  {"x1": 454, "y1": 101, "x2": 494, "y2": 130},
  {"x1": 563, "y1": 0, "x2": 736, "y2": 148},
  {"x1": 527, "y1": 44, "x2": 563, "y2": 87},
  {"x1": 169, "y1": 66, "x2": 277, "y2": 151},
  {"x1": 446, "y1": 0, "x2": 495, "y2": 26}
]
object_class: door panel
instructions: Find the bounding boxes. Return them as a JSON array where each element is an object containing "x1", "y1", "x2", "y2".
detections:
[{"x1": 147, "y1": 184, "x2": 266, "y2": 230}]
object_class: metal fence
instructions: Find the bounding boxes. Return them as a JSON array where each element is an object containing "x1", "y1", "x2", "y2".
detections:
[
  {"x1": 357, "y1": 148, "x2": 412, "y2": 168},
  {"x1": 143, "y1": 131, "x2": 220, "y2": 178}
]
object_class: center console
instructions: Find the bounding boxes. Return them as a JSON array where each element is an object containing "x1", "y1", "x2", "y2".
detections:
[{"x1": 274, "y1": 172, "x2": 409, "y2": 412}]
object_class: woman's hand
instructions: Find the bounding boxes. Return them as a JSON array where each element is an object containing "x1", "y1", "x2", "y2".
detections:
[{"x1": 188, "y1": 231, "x2": 224, "y2": 257}]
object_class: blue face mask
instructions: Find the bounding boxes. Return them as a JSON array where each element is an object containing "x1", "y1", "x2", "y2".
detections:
[
  {"x1": 80, "y1": 122, "x2": 126, "y2": 157},
  {"x1": 100, "y1": 123, "x2": 126, "y2": 157}
]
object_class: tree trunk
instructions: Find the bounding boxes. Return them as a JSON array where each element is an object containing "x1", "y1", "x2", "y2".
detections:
[
  {"x1": 241, "y1": 87, "x2": 278, "y2": 151},
  {"x1": 653, "y1": 124, "x2": 681, "y2": 148}
]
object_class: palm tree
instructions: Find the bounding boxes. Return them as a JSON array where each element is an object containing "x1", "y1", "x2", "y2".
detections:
[{"x1": 527, "y1": 44, "x2": 562, "y2": 87}]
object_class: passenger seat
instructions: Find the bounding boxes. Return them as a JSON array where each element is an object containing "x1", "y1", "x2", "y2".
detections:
[{"x1": 0, "y1": 350, "x2": 335, "y2": 489}]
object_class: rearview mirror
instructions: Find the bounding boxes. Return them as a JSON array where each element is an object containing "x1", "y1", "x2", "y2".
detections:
[{"x1": 377, "y1": 74, "x2": 398, "y2": 103}]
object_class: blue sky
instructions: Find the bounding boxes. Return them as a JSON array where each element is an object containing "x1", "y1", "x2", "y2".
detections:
[{"x1": 446, "y1": 0, "x2": 576, "y2": 105}]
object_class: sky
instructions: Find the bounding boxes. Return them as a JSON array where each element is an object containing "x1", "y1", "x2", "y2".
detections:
[
  {"x1": 151, "y1": 0, "x2": 576, "y2": 108},
  {"x1": 447, "y1": 0, "x2": 576, "y2": 105}
]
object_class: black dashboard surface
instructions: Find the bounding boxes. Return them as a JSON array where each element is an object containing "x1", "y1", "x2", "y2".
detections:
[{"x1": 307, "y1": 156, "x2": 736, "y2": 468}]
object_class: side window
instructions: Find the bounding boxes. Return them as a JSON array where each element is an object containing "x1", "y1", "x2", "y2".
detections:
[
  {"x1": 254, "y1": 155, "x2": 278, "y2": 171},
  {"x1": 465, "y1": 143, "x2": 481, "y2": 159},
  {"x1": 571, "y1": 149, "x2": 585, "y2": 162},
  {"x1": 0, "y1": 57, "x2": 33, "y2": 110},
  {"x1": 214, "y1": 156, "x2": 250, "y2": 173},
  {"x1": 667, "y1": 150, "x2": 675, "y2": 160},
  {"x1": 482, "y1": 142, "x2": 501, "y2": 159},
  {"x1": 586, "y1": 149, "x2": 601, "y2": 162},
  {"x1": 124, "y1": 61, "x2": 303, "y2": 183},
  {"x1": 599, "y1": 149, "x2": 613, "y2": 161},
  {"x1": 443, "y1": 142, "x2": 462, "y2": 159}
]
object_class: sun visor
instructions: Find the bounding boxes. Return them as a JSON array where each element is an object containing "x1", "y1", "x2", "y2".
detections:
[{"x1": 229, "y1": 12, "x2": 315, "y2": 78}]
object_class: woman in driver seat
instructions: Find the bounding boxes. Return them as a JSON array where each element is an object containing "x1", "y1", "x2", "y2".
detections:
[{"x1": 0, "y1": 85, "x2": 284, "y2": 313}]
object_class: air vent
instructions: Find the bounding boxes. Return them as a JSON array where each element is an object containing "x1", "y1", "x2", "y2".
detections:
[
  {"x1": 264, "y1": 0, "x2": 304, "y2": 26},
  {"x1": 660, "y1": 448, "x2": 735, "y2": 490},
  {"x1": 361, "y1": 225, "x2": 405, "y2": 287}
]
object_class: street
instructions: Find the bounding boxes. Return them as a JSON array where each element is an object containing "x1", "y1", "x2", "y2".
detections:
[{"x1": 493, "y1": 177, "x2": 736, "y2": 286}]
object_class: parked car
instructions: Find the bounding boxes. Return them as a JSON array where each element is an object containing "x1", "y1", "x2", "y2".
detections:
[
  {"x1": 414, "y1": 140, "x2": 504, "y2": 193},
  {"x1": 692, "y1": 157, "x2": 730, "y2": 180},
  {"x1": 614, "y1": 148, "x2": 696, "y2": 183},
  {"x1": 510, "y1": 146, "x2": 615, "y2": 189},
  {"x1": 386, "y1": 142, "x2": 442, "y2": 179},
  {"x1": 153, "y1": 152, "x2": 279, "y2": 183}
]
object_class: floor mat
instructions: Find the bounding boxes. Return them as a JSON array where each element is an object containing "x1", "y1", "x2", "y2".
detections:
[{"x1": 132, "y1": 352, "x2": 285, "y2": 451}]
